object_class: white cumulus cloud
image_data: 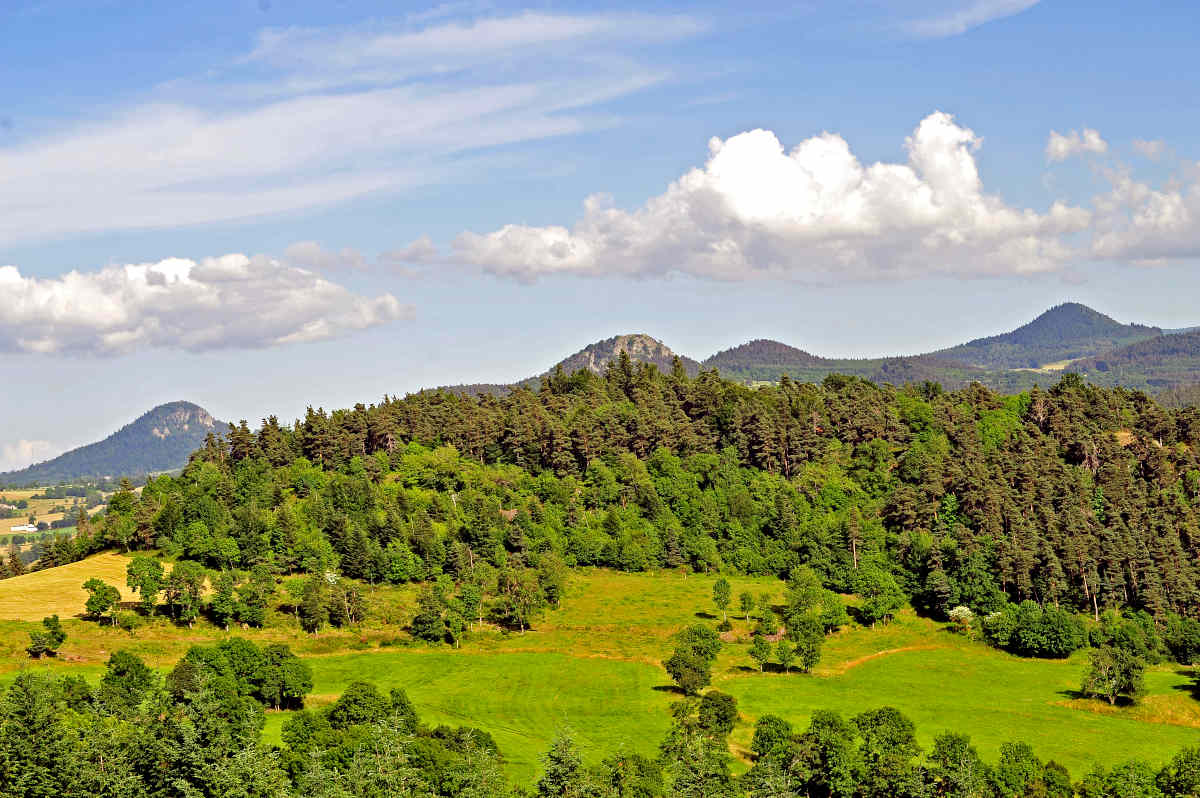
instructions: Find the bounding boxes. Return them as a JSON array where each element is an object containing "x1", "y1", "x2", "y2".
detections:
[
  {"x1": 448, "y1": 111, "x2": 1090, "y2": 282},
  {"x1": 0, "y1": 254, "x2": 410, "y2": 355},
  {"x1": 1046, "y1": 128, "x2": 1108, "y2": 162},
  {"x1": 0, "y1": 440, "x2": 59, "y2": 472},
  {"x1": 1090, "y1": 169, "x2": 1200, "y2": 263}
]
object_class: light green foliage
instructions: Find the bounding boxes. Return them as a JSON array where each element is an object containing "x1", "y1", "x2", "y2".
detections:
[
  {"x1": 125, "y1": 555, "x2": 164, "y2": 615},
  {"x1": 81, "y1": 577, "x2": 120, "y2": 623},
  {"x1": 712, "y1": 577, "x2": 731, "y2": 621},
  {"x1": 749, "y1": 635, "x2": 772, "y2": 672},
  {"x1": 1082, "y1": 645, "x2": 1146, "y2": 706}
]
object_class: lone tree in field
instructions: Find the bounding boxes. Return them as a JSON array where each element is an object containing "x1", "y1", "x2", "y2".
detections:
[
  {"x1": 82, "y1": 578, "x2": 121, "y2": 624},
  {"x1": 1081, "y1": 645, "x2": 1145, "y2": 705},
  {"x1": 789, "y1": 614, "x2": 824, "y2": 673},
  {"x1": 712, "y1": 578, "x2": 731, "y2": 622},
  {"x1": 27, "y1": 615, "x2": 66, "y2": 658},
  {"x1": 777, "y1": 640, "x2": 796, "y2": 674},
  {"x1": 125, "y1": 555, "x2": 164, "y2": 616},
  {"x1": 749, "y1": 635, "x2": 772, "y2": 672},
  {"x1": 739, "y1": 591, "x2": 755, "y2": 620},
  {"x1": 665, "y1": 623, "x2": 722, "y2": 695},
  {"x1": 164, "y1": 561, "x2": 206, "y2": 627}
]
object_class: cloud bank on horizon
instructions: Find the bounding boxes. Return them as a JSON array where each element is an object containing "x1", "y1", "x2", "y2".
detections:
[
  {"x1": 0, "y1": 254, "x2": 408, "y2": 356},
  {"x1": 440, "y1": 112, "x2": 1199, "y2": 282}
]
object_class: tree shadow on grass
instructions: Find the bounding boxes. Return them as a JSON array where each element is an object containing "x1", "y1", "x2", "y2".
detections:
[
  {"x1": 1057, "y1": 687, "x2": 1137, "y2": 707},
  {"x1": 651, "y1": 684, "x2": 688, "y2": 695},
  {"x1": 694, "y1": 611, "x2": 717, "y2": 620},
  {"x1": 1170, "y1": 670, "x2": 1200, "y2": 700}
]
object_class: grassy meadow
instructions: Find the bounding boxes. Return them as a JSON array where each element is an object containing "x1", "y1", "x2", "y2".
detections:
[{"x1": 1, "y1": 558, "x2": 1198, "y2": 784}]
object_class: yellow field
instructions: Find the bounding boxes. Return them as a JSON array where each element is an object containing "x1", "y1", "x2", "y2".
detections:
[{"x1": 0, "y1": 551, "x2": 134, "y2": 619}]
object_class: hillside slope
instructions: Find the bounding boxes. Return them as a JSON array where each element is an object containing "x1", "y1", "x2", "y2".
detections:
[
  {"x1": 935, "y1": 302, "x2": 1161, "y2": 369},
  {"x1": 1, "y1": 401, "x2": 220, "y2": 485},
  {"x1": 1072, "y1": 329, "x2": 1200, "y2": 391}
]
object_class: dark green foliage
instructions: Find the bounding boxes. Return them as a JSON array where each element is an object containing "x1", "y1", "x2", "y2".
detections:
[
  {"x1": 53, "y1": 364, "x2": 1200, "y2": 674},
  {"x1": 697, "y1": 691, "x2": 738, "y2": 738},
  {"x1": 665, "y1": 624, "x2": 721, "y2": 695},
  {"x1": 167, "y1": 638, "x2": 312, "y2": 710},
  {"x1": 786, "y1": 613, "x2": 824, "y2": 672},
  {"x1": 983, "y1": 601, "x2": 1088, "y2": 658},
  {"x1": 925, "y1": 731, "x2": 991, "y2": 797},
  {"x1": 97, "y1": 650, "x2": 156, "y2": 711},
  {"x1": 712, "y1": 577, "x2": 731, "y2": 621},
  {"x1": 594, "y1": 751, "x2": 663, "y2": 798},
  {"x1": 164, "y1": 560, "x2": 206, "y2": 625},
  {"x1": 25, "y1": 615, "x2": 65, "y2": 658},
  {"x1": 536, "y1": 733, "x2": 588, "y2": 797},
  {"x1": 411, "y1": 585, "x2": 448, "y2": 643},
  {"x1": 979, "y1": 600, "x2": 1094, "y2": 657},
  {"x1": 750, "y1": 714, "x2": 793, "y2": 759},
  {"x1": 326, "y1": 681, "x2": 390, "y2": 729},
  {"x1": 0, "y1": 650, "x2": 497, "y2": 797},
  {"x1": 749, "y1": 635, "x2": 772, "y2": 672},
  {"x1": 854, "y1": 565, "x2": 906, "y2": 627},
  {"x1": 1157, "y1": 746, "x2": 1200, "y2": 797},
  {"x1": 210, "y1": 570, "x2": 237, "y2": 628},
  {"x1": 938, "y1": 303, "x2": 1162, "y2": 370}
]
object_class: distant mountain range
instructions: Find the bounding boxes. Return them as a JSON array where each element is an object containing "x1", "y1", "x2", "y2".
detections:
[
  {"x1": 0, "y1": 401, "x2": 221, "y2": 486},
  {"x1": 9, "y1": 303, "x2": 1200, "y2": 487},
  {"x1": 437, "y1": 303, "x2": 1200, "y2": 398}
]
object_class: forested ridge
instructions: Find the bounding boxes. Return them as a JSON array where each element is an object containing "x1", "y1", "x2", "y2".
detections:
[{"x1": 52, "y1": 355, "x2": 1200, "y2": 624}]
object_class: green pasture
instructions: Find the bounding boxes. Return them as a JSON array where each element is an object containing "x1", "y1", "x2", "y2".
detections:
[{"x1": 3, "y1": 565, "x2": 1199, "y2": 785}]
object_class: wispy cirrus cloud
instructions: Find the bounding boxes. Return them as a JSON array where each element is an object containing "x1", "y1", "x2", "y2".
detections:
[
  {"x1": 900, "y1": 0, "x2": 1042, "y2": 38},
  {"x1": 0, "y1": 10, "x2": 706, "y2": 247}
]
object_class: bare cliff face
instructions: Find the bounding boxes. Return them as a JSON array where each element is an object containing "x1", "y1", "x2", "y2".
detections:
[
  {"x1": 149, "y1": 403, "x2": 217, "y2": 440},
  {"x1": 550, "y1": 334, "x2": 701, "y2": 377}
]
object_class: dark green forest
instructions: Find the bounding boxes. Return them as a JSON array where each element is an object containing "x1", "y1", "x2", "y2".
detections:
[{"x1": 36, "y1": 357, "x2": 1200, "y2": 630}]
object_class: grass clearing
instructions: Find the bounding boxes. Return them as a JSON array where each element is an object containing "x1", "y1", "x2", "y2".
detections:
[{"x1": 0, "y1": 551, "x2": 134, "y2": 619}]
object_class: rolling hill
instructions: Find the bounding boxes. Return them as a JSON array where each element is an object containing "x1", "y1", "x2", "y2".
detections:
[
  {"x1": 433, "y1": 304, "x2": 1200, "y2": 400},
  {"x1": 933, "y1": 302, "x2": 1162, "y2": 369},
  {"x1": 0, "y1": 401, "x2": 221, "y2": 486},
  {"x1": 1070, "y1": 329, "x2": 1200, "y2": 391}
]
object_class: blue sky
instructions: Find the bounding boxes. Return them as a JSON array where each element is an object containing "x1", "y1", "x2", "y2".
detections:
[{"x1": 1, "y1": 0, "x2": 1198, "y2": 469}]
